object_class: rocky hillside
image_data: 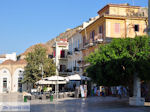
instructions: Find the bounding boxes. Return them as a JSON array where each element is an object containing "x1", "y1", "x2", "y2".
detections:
[{"x1": 19, "y1": 25, "x2": 82, "y2": 59}]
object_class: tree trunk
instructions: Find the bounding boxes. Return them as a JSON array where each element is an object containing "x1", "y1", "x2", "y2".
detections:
[{"x1": 129, "y1": 73, "x2": 145, "y2": 106}]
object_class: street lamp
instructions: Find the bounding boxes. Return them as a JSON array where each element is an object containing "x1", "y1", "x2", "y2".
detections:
[{"x1": 39, "y1": 64, "x2": 44, "y2": 80}]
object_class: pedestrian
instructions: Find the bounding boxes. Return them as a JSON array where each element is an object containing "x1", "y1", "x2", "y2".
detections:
[
  {"x1": 102, "y1": 86, "x2": 105, "y2": 97},
  {"x1": 123, "y1": 87, "x2": 127, "y2": 97},
  {"x1": 73, "y1": 83, "x2": 76, "y2": 91},
  {"x1": 94, "y1": 86, "x2": 97, "y2": 96},
  {"x1": 118, "y1": 86, "x2": 122, "y2": 99}
]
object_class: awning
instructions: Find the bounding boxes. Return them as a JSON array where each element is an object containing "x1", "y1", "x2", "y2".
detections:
[
  {"x1": 43, "y1": 76, "x2": 66, "y2": 81},
  {"x1": 36, "y1": 75, "x2": 68, "y2": 85},
  {"x1": 35, "y1": 79, "x2": 67, "y2": 85},
  {"x1": 66, "y1": 74, "x2": 91, "y2": 81}
]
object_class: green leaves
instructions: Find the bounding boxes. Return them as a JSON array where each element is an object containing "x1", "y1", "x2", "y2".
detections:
[
  {"x1": 23, "y1": 45, "x2": 56, "y2": 84},
  {"x1": 86, "y1": 36, "x2": 150, "y2": 86}
]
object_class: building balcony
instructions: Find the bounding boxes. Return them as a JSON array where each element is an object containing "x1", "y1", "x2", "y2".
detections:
[
  {"x1": 67, "y1": 51, "x2": 72, "y2": 58},
  {"x1": 79, "y1": 43, "x2": 83, "y2": 50},
  {"x1": 74, "y1": 48, "x2": 80, "y2": 55},
  {"x1": 74, "y1": 48, "x2": 80, "y2": 52},
  {"x1": 67, "y1": 68, "x2": 72, "y2": 72},
  {"x1": 77, "y1": 60, "x2": 84, "y2": 64},
  {"x1": 59, "y1": 55, "x2": 68, "y2": 60},
  {"x1": 83, "y1": 34, "x2": 104, "y2": 49},
  {"x1": 83, "y1": 42, "x2": 89, "y2": 49},
  {"x1": 73, "y1": 67, "x2": 80, "y2": 72},
  {"x1": 94, "y1": 33, "x2": 104, "y2": 43},
  {"x1": 59, "y1": 69, "x2": 73, "y2": 75},
  {"x1": 59, "y1": 69, "x2": 68, "y2": 75}
]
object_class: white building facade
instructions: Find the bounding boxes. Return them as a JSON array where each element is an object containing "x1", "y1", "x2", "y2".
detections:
[
  {"x1": 0, "y1": 52, "x2": 17, "y2": 63},
  {"x1": 68, "y1": 32, "x2": 83, "y2": 76},
  {"x1": 0, "y1": 59, "x2": 27, "y2": 93},
  {"x1": 53, "y1": 39, "x2": 69, "y2": 76}
]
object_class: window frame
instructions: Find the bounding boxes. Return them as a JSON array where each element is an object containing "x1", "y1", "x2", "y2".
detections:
[
  {"x1": 134, "y1": 24, "x2": 139, "y2": 32},
  {"x1": 114, "y1": 23, "x2": 120, "y2": 33}
]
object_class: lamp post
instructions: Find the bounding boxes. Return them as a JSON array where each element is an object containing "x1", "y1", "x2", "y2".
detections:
[
  {"x1": 55, "y1": 41, "x2": 59, "y2": 101},
  {"x1": 39, "y1": 64, "x2": 44, "y2": 80}
]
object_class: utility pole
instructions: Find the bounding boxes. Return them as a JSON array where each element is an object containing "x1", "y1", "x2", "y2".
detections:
[
  {"x1": 39, "y1": 64, "x2": 44, "y2": 79},
  {"x1": 55, "y1": 41, "x2": 59, "y2": 101}
]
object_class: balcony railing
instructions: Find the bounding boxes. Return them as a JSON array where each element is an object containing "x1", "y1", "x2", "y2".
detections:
[
  {"x1": 74, "y1": 48, "x2": 80, "y2": 52},
  {"x1": 77, "y1": 60, "x2": 84, "y2": 64},
  {"x1": 59, "y1": 55, "x2": 67, "y2": 60},
  {"x1": 67, "y1": 51, "x2": 72, "y2": 55},
  {"x1": 83, "y1": 34, "x2": 104, "y2": 48},
  {"x1": 94, "y1": 33, "x2": 103, "y2": 43},
  {"x1": 73, "y1": 67, "x2": 80, "y2": 72},
  {"x1": 79, "y1": 43, "x2": 83, "y2": 50},
  {"x1": 67, "y1": 69, "x2": 72, "y2": 72}
]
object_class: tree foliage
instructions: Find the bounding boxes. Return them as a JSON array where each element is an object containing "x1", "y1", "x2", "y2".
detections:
[
  {"x1": 23, "y1": 45, "x2": 56, "y2": 83},
  {"x1": 86, "y1": 36, "x2": 150, "y2": 86}
]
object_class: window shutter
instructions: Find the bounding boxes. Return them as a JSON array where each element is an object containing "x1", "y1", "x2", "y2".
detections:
[{"x1": 115, "y1": 23, "x2": 120, "y2": 33}]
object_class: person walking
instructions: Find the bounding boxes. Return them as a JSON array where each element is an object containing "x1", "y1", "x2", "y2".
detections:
[
  {"x1": 118, "y1": 86, "x2": 122, "y2": 99},
  {"x1": 101, "y1": 86, "x2": 105, "y2": 97}
]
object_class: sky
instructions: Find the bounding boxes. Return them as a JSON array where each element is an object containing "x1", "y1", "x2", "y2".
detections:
[{"x1": 0, "y1": 0, "x2": 148, "y2": 55}]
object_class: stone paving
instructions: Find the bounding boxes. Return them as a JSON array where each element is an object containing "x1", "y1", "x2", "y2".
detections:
[
  {"x1": 30, "y1": 97, "x2": 150, "y2": 112},
  {"x1": 0, "y1": 93, "x2": 150, "y2": 112}
]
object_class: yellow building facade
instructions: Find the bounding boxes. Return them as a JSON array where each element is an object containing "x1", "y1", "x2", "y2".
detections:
[{"x1": 80, "y1": 4, "x2": 148, "y2": 58}]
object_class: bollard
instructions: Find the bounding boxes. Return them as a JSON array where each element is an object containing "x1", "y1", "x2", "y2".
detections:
[
  {"x1": 50, "y1": 95, "x2": 53, "y2": 102},
  {"x1": 24, "y1": 96, "x2": 27, "y2": 102}
]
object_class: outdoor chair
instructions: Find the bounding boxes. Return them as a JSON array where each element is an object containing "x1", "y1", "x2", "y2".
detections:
[
  {"x1": 41, "y1": 94, "x2": 46, "y2": 100},
  {"x1": 63, "y1": 92, "x2": 67, "y2": 98},
  {"x1": 59, "y1": 93, "x2": 64, "y2": 99},
  {"x1": 31, "y1": 95, "x2": 35, "y2": 100}
]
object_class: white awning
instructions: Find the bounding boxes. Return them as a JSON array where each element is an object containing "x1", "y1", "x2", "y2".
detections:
[
  {"x1": 66, "y1": 74, "x2": 91, "y2": 81},
  {"x1": 43, "y1": 76, "x2": 65, "y2": 81},
  {"x1": 35, "y1": 79, "x2": 67, "y2": 85}
]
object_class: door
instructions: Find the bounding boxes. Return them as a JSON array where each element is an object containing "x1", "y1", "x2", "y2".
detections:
[
  {"x1": 18, "y1": 77, "x2": 23, "y2": 92},
  {"x1": 3, "y1": 78, "x2": 7, "y2": 92}
]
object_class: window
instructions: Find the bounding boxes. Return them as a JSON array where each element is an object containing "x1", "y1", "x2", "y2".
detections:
[
  {"x1": 115, "y1": 23, "x2": 120, "y2": 33},
  {"x1": 91, "y1": 30, "x2": 95, "y2": 41},
  {"x1": 3, "y1": 70, "x2": 7, "y2": 73},
  {"x1": 60, "y1": 65, "x2": 66, "y2": 72},
  {"x1": 18, "y1": 77, "x2": 23, "y2": 92},
  {"x1": 3, "y1": 78, "x2": 7, "y2": 92},
  {"x1": 99, "y1": 25, "x2": 103, "y2": 34},
  {"x1": 60, "y1": 50, "x2": 65, "y2": 58},
  {"x1": 142, "y1": 12, "x2": 144, "y2": 16},
  {"x1": 83, "y1": 36, "x2": 86, "y2": 45},
  {"x1": 105, "y1": 10, "x2": 109, "y2": 14},
  {"x1": 134, "y1": 24, "x2": 139, "y2": 32}
]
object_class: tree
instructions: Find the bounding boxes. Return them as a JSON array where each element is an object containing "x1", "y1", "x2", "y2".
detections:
[
  {"x1": 86, "y1": 36, "x2": 150, "y2": 89},
  {"x1": 23, "y1": 45, "x2": 56, "y2": 84}
]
